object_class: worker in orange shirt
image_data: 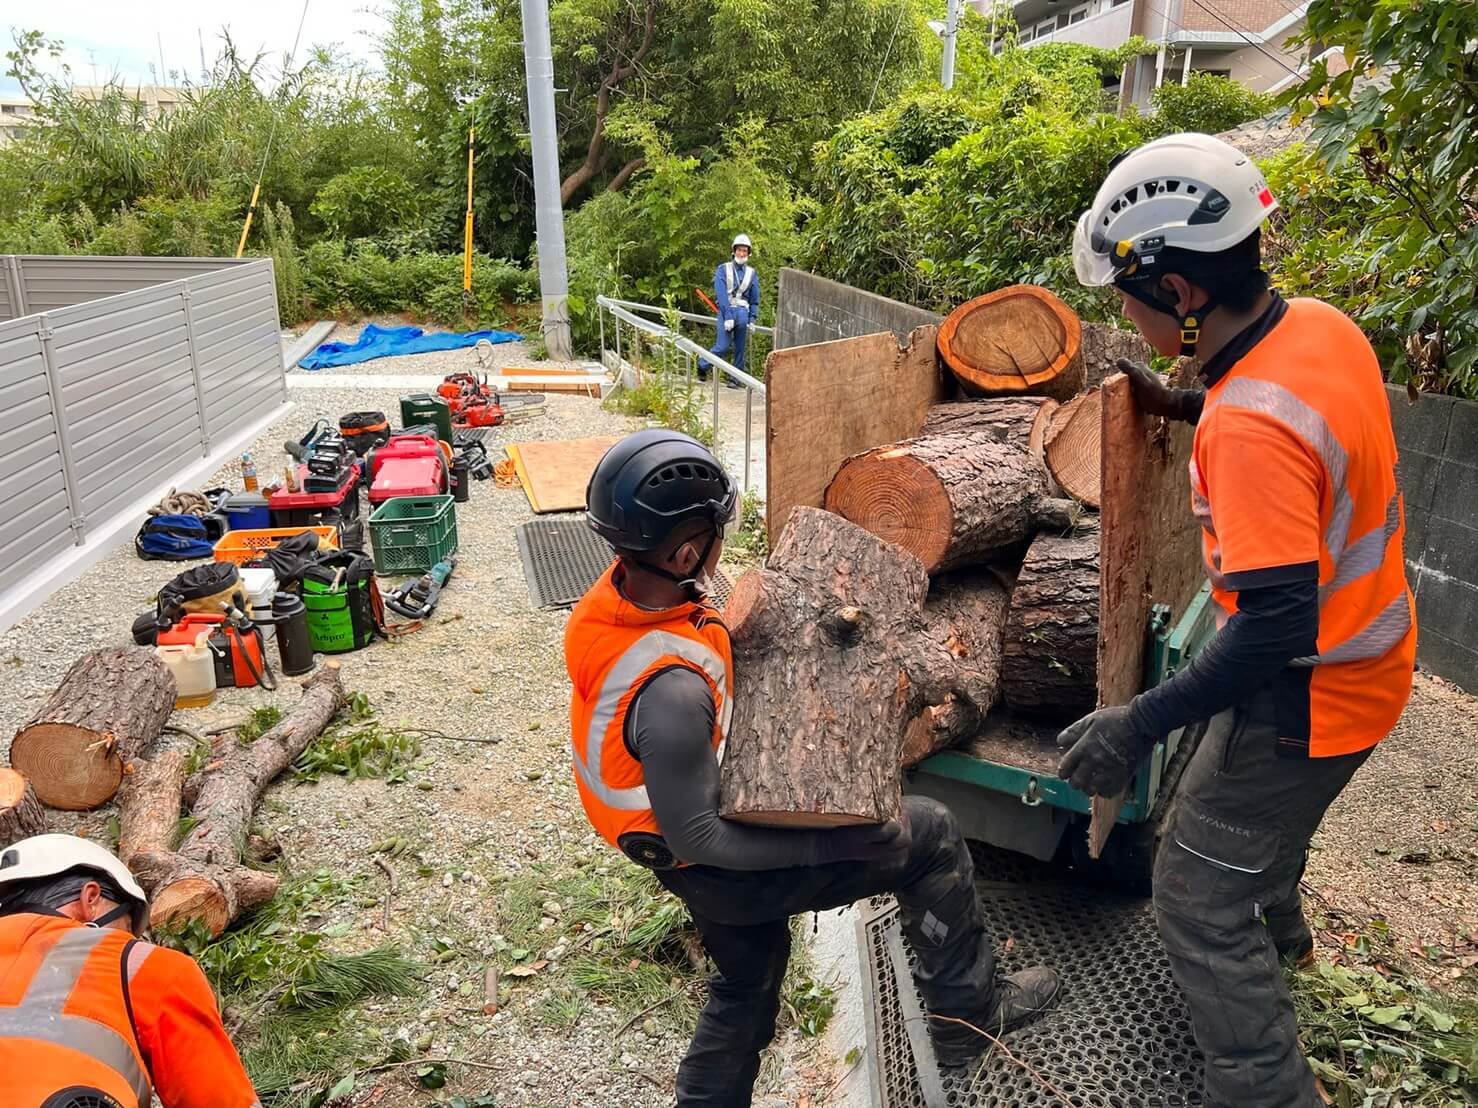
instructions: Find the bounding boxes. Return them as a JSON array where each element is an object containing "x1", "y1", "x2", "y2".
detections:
[
  {"x1": 0, "y1": 833, "x2": 260, "y2": 1108},
  {"x1": 1059, "y1": 133, "x2": 1416, "y2": 1107}
]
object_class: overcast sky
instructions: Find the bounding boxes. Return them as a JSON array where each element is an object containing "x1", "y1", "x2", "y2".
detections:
[{"x1": 2, "y1": 0, "x2": 385, "y2": 93}]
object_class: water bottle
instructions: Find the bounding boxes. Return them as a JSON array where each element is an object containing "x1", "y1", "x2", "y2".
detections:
[{"x1": 242, "y1": 452, "x2": 258, "y2": 492}]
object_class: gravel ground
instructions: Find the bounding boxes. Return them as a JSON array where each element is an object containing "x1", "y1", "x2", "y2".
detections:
[{"x1": 0, "y1": 338, "x2": 827, "y2": 1107}]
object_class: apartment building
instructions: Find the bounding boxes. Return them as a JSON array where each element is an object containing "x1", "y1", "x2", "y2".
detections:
[{"x1": 987, "y1": 0, "x2": 1329, "y2": 107}]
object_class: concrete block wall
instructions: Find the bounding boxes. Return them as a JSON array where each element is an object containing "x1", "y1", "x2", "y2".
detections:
[
  {"x1": 1389, "y1": 385, "x2": 1478, "y2": 689},
  {"x1": 774, "y1": 269, "x2": 942, "y2": 350}
]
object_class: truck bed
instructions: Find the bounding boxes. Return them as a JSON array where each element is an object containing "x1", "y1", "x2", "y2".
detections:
[{"x1": 958, "y1": 711, "x2": 1061, "y2": 776}]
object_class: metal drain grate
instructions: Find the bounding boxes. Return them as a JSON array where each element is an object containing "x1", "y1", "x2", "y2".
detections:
[
  {"x1": 516, "y1": 517, "x2": 733, "y2": 609},
  {"x1": 861, "y1": 845, "x2": 1205, "y2": 1108}
]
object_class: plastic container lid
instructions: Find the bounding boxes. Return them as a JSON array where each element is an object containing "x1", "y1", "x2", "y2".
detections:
[{"x1": 224, "y1": 492, "x2": 270, "y2": 510}]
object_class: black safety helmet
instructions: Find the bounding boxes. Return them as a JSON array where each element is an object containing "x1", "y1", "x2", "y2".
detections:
[{"x1": 586, "y1": 430, "x2": 736, "y2": 553}]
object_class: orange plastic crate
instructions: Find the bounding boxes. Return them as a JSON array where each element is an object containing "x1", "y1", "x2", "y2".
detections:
[{"x1": 212, "y1": 526, "x2": 339, "y2": 566}]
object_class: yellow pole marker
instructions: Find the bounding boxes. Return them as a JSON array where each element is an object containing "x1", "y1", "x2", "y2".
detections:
[
  {"x1": 463, "y1": 127, "x2": 476, "y2": 314},
  {"x1": 235, "y1": 182, "x2": 261, "y2": 258}
]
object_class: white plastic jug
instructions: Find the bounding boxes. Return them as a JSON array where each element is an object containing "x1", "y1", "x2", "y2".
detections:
[{"x1": 156, "y1": 634, "x2": 216, "y2": 709}]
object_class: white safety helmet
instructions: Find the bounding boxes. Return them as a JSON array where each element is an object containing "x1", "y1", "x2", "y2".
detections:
[
  {"x1": 0, "y1": 834, "x2": 150, "y2": 932},
  {"x1": 1072, "y1": 132, "x2": 1277, "y2": 355},
  {"x1": 732, "y1": 234, "x2": 753, "y2": 254}
]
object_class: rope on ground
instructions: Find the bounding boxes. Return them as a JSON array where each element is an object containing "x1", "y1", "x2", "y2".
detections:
[
  {"x1": 148, "y1": 488, "x2": 214, "y2": 517},
  {"x1": 493, "y1": 458, "x2": 519, "y2": 489}
]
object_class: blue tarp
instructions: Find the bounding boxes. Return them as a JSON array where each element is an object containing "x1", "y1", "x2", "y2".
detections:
[{"x1": 298, "y1": 323, "x2": 523, "y2": 370}]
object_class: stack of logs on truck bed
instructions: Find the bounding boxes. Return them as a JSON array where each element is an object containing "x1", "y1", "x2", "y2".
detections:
[{"x1": 720, "y1": 285, "x2": 1143, "y2": 826}]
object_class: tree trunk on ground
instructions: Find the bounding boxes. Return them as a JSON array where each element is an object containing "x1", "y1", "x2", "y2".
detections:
[
  {"x1": 825, "y1": 431, "x2": 1072, "y2": 575},
  {"x1": 918, "y1": 396, "x2": 1059, "y2": 463},
  {"x1": 936, "y1": 285, "x2": 1084, "y2": 401},
  {"x1": 901, "y1": 571, "x2": 1010, "y2": 767},
  {"x1": 720, "y1": 509, "x2": 1006, "y2": 826},
  {"x1": 1044, "y1": 390, "x2": 1104, "y2": 508},
  {"x1": 116, "y1": 750, "x2": 186, "y2": 874},
  {"x1": 1002, "y1": 519, "x2": 1100, "y2": 721},
  {"x1": 0, "y1": 769, "x2": 46, "y2": 847},
  {"x1": 131, "y1": 664, "x2": 346, "y2": 935},
  {"x1": 10, "y1": 648, "x2": 175, "y2": 810}
]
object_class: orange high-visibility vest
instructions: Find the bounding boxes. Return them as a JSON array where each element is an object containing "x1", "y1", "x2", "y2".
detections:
[
  {"x1": 565, "y1": 564, "x2": 733, "y2": 854},
  {"x1": 0, "y1": 914, "x2": 154, "y2": 1108},
  {"x1": 1191, "y1": 297, "x2": 1416, "y2": 756}
]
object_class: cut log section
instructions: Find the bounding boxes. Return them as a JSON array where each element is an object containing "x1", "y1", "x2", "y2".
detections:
[
  {"x1": 937, "y1": 285, "x2": 1084, "y2": 401},
  {"x1": 1001, "y1": 520, "x2": 1100, "y2": 722},
  {"x1": 1043, "y1": 390, "x2": 1103, "y2": 508},
  {"x1": 9, "y1": 648, "x2": 176, "y2": 810},
  {"x1": 720, "y1": 509, "x2": 1006, "y2": 827},
  {"x1": 0, "y1": 769, "x2": 46, "y2": 848},
  {"x1": 130, "y1": 663, "x2": 346, "y2": 935},
  {"x1": 901, "y1": 571, "x2": 1010, "y2": 768},
  {"x1": 116, "y1": 750, "x2": 186, "y2": 873},
  {"x1": 1079, "y1": 323, "x2": 1153, "y2": 390},
  {"x1": 918, "y1": 397, "x2": 1059, "y2": 465},
  {"x1": 825, "y1": 431, "x2": 1067, "y2": 575}
]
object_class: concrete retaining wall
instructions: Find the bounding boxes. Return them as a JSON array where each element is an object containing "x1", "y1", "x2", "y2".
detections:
[
  {"x1": 1389, "y1": 385, "x2": 1478, "y2": 689},
  {"x1": 774, "y1": 268, "x2": 941, "y2": 349}
]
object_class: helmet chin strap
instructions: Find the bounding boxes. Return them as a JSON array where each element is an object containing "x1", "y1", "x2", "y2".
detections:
[
  {"x1": 1119, "y1": 281, "x2": 1219, "y2": 359},
  {"x1": 636, "y1": 529, "x2": 719, "y2": 604}
]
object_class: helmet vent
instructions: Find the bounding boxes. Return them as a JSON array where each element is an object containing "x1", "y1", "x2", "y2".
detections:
[
  {"x1": 0, "y1": 849, "x2": 16, "y2": 869},
  {"x1": 1124, "y1": 185, "x2": 1139, "y2": 204},
  {"x1": 1166, "y1": 179, "x2": 1181, "y2": 192},
  {"x1": 676, "y1": 464, "x2": 694, "y2": 479},
  {"x1": 1185, "y1": 184, "x2": 1197, "y2": 194}
]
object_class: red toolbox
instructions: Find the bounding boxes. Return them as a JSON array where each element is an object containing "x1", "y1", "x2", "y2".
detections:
[
  {"x1": 269, "y1": 465, "x2": 361, "y2": 527},
  {"x1": 368, "y1": 436, "x2": 447, "y2": 506}
]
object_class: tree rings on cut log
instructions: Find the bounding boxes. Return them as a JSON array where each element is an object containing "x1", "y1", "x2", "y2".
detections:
[
  {"x1": 0, "y1": 769, "x2": 46, "y2": 848},
  {"x1": 9, "y1": 647, "x2": 176, "y2": 810},
  {"x1": 937, "y1": 285, "x2": 1084, "y2": 401},
  {"x1": 1043, "y1": 390, "x2": 1103, "y2": 508}
]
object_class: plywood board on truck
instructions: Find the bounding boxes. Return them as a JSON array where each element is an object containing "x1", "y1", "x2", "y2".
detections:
[{"x1": 764, "y1": 325, "x2": 951, "y2": 544}]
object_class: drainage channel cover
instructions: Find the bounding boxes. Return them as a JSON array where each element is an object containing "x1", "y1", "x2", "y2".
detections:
[
  {"x1": 860, "y1": 844, "x2": 1204, "y2": 1108},
  {"x1": 516, "y1": 517, "x2": 733, "y2": 609}
]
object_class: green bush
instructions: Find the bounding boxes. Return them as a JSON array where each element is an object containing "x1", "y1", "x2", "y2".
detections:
[
  {"x1": 262, "y1": 202, "x2": 307, "y2": 325},
  {"x1": 1150, "y1": 73, "x2": 1272, "y2": 137},
  {"x1": 309, "y1": 166, "x2": 421, "y2": 239},
  {"x1": 299, "y1": 240, "x2": 532, "y2": 325}
]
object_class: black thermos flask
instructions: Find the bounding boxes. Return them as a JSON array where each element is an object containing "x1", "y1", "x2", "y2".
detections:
[{"x1": 271, "y1": 592, "x2": 315, "y2": 676}]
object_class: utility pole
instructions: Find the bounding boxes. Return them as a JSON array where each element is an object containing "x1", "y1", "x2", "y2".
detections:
[
  {"x1": 520, "y1": 0, "x2": 573, "y2": 362},
  {"x1": 940, "y1": 0, "x2": 962, "y2": 90}
]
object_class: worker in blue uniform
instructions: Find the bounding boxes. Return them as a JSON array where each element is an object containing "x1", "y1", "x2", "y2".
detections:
[{"x1": 701, "y1": 234, "x2": 760, "y2": 386}]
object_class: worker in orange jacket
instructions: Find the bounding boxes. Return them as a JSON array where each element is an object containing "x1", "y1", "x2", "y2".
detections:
[
  {"x1": 0, "y1": 833, "x2": 260, "y2": 1108},
  {"x1": 567, "y1": 430, "x2": 1059, "y2": 1107},
  {"x1": 1060, "y1": 132, "x2": 1416, "y2": 1107}
]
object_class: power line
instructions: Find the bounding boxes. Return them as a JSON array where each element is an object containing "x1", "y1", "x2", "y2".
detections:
[
  {"x1": 1176, "y1": 0, "x2": 1305, "y2": 81},
  {"x1": 235, "y1": 0, "x2": 311, "y2": 256},
  {"x1": 867, "y1": 1, "x2": 910, "y2": 112}
]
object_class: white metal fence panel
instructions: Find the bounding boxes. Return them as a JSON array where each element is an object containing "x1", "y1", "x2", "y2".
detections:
[
  {"x1": 0, "y1": 318, "x2": 77, "y2": 582},
  {"x1": 3, "y1": 255, "x2": 255, "y2": 319},
  {"x1": 189, "y1": 263, "x2": 288, "y2": 443}
]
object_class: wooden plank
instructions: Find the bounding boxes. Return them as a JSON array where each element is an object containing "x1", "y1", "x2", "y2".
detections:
[
  {"x1": 764, "y1": 325, "x2": 951, "y2": 544},
  {"x1": 491, "y1": 374, "x2": 605, "y2": 395},
  {"x1": 505, "y1": 436, "x2": 620, "y2": 513},
  {"x1": 1088, "y1": 371, "x2": 1203, "y2": 856},
  {"x1": 492, "y1": 365, "x2": 596, "y2": 377}
]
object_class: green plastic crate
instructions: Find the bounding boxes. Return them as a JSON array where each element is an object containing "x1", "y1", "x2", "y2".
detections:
[{"x1": 368, "y1": 495, "x2": 458, "y2": 575}]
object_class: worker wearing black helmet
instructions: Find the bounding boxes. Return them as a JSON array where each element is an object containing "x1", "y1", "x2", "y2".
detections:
[
  {"x1": 566, "y1": 429, "x2": 1059, "y2": 1105},
  {"x1": 1059, "y1": 132, "x2": 1416, "y2": 1107}
]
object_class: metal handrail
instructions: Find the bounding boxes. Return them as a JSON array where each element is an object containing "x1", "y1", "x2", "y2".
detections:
[
  {"x1": 602, "y1": 295, "x2": 776, "y2": 337},
  {"x1": 596, "y1": 294, "x2": 765, "y2": 493}
]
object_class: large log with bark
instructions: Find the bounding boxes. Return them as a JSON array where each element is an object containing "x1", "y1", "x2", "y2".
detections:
[
  {"x1": 1001, "y1": 519, "x2": 1101, "y2": 721},
  {"x1": 936, "y1": 285, "x2": 1084, "y2": 401},
  {"x1": 901, "y1": 571, "x2": 1010, "y2": 768},
  {"x1": 10, "y1": 648, "x2": 176, "y2": 810},
  {"x1": 130, "y1": 663, "x2": 346, "y2": 935},
  {"x1": 918, "y1": 396, "x2": 1059, "y2": 462},
  {"x1": 116, "y1": 750, "x2": 186, "y2": 872},
  {"x1": 824, "y1": 431, "x2": 1073, "y2": 575},
  {"x1": 0, "y1": 769, "x2": 46, "y2": 848},
  {"x1": 720, "y1": 509, "x2": 1008, "y2": 826}
]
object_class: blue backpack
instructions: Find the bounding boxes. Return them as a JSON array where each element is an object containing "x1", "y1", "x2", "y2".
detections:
[{"x1": 135, "y1": 514, "x2": 216, "y2": 560}]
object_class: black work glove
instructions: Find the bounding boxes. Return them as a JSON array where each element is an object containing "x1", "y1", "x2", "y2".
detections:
[
  {"x1": 1055, "y1": 705, "x2": 1157, "y2": 797},
  {"x1": 823, "y1": 814, "x2": 912, "y2": 864},
  {"x1": 1119, "y1": 359, "x2": 1205, "y2": 424}
]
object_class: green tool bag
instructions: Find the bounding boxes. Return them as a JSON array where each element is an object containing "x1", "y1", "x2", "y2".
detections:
[{"x1": 301, "y1": 551, "x2": 381, "y2": 653}]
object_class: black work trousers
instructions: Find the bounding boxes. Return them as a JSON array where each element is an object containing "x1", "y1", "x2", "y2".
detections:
[
  {"x1": 656, "y1": 795, "x2": 995, "y2": 1108},
  {"x1": 1154, "y1": 688, "x2": 1372, "y2": 1108}
]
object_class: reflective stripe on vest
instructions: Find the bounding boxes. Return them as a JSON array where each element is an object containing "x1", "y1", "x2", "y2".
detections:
[
  {"x1": 572, "y1": 629, "x2": 733, "y2": 811},
  {"x1": 0, "y1": 927, "x2": 153, "y2": 1107},
  {"x1": 1208, "y1": 376, "x2": 1411, "y2": 665},
  {"x1": 725, "y1": 263, "x2": 754, "y2": 301}
]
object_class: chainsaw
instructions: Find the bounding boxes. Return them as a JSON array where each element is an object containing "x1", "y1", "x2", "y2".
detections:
[{"x1": 384, "y1": 557, "x2": 457, "y2": 621}]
